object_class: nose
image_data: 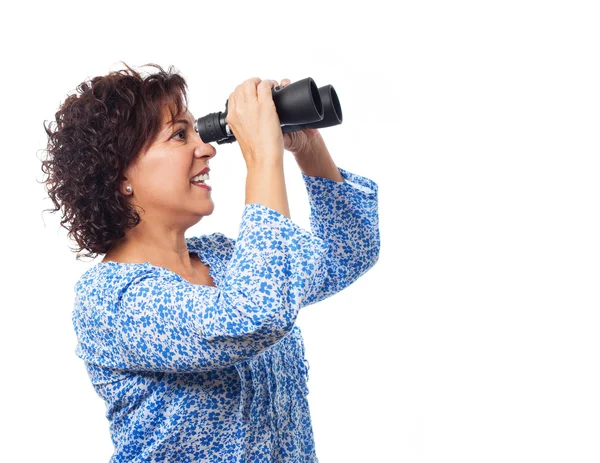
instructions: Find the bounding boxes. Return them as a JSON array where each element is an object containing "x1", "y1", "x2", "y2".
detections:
[{"x1": 193, "y1": 138, "x2": 217, "y2": 160}]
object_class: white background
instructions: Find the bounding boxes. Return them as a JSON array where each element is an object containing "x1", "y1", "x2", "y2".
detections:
[{"x1": 3, "y1": 0, "x2": 599, "y2": 461}]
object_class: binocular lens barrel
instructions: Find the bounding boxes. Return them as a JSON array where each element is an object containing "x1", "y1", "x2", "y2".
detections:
[
  {"x1": 283, "y1": 85, "x2": 342, "y2": 132},
  {"x1": 197, "y1": 111, "x2": 228, "y2": 141},
  {"x1": 195, "y1": 77, "x2": 343, "y2": 145}
]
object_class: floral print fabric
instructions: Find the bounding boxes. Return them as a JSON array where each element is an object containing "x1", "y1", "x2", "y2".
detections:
[{"x1": 72, "y1": 167, "x2": 379, "y2": 462}]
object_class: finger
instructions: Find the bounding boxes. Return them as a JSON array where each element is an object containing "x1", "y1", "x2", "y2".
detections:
[
  {"x1": 257, "y1": 79, "x2": 278, "y2": 102},
  {"x1": 225, "y1": 93, "x2": 236, "y2": 124},
  {"x1": 280, "y1": 78, "x2": 291, "y2": 87},
  {"x1": 226, "y1": 92, "x2": 236, "y2": 112},
  {"x1": 242, "y1": 77, "x2": 262, "y2": 101},
  {"x1": 243, "y1": 77, "x2": 262, "y2": 86}
]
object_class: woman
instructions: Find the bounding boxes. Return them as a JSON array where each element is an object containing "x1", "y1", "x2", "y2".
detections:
[{"x1": 41, "y1": 63, "x2": 380, "y2": 462}]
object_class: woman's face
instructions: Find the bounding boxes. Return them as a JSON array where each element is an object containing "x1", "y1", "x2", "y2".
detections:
[{"x1": 122, "y1": 106, "x2": 217, "y2": 227}]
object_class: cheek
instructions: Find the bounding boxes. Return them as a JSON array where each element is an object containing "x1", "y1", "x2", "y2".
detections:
[
  {"x1": 142, "y1": 181, "x2": 188, "y2": 209},
  {"x1": 139, "y1": 152, "x2": 192, "y2": 198},
  {"x1": 146, "y1": 168, "x2": 189, "y2": 198}
]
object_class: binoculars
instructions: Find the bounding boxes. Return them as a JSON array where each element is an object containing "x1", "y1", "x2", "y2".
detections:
[{"x1": 194, "y1": 77, "x2": 343, "y2": 145}]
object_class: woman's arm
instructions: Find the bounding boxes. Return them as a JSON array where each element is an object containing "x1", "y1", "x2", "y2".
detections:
[
  {"x1": 292, "y1": 132, "x2": 380, "y2": 307},
  {"x1": 292, "y1": 133, "x2": 346, "y2": 183},
  {"x1": 72, "y1": 203, "x2": 329, "y2": 373}
]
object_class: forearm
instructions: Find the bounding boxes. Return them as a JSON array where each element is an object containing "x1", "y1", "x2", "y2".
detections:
[
  {"x1": 245, "y1": 156, "x2": 291, "y2": 219},
  {"x1": 298, "y1": 167, "x2": 380, "y2": 307},
  {"x1": 293, "y1": 136, "x2": 345, "y2": 183}
]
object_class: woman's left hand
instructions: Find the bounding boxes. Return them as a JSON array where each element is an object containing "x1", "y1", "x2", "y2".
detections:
[{"x1": 278, "y1": 78, "x2": 323, "y2": 155}]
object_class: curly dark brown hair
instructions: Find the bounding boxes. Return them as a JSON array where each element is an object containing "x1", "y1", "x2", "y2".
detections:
[{"x1": 40, "y1": 62, "x2": 189, "y2": 260}]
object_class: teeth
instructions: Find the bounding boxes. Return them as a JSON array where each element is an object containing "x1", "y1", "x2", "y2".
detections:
[{"x1": 191, "y1": 173, "x2": 209, "y2": 183}]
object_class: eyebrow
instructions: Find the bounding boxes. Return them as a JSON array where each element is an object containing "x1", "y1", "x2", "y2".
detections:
[
  {"x1": 169, "y1": 119, "x2": 190, "y2": 126},
  {"x1": 163, "y1": 118, "x2": 192, "y2": 136}
]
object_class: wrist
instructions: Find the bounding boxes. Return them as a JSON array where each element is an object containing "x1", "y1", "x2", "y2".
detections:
[
  {"x1": 292, "y1": 134, "x2": 323, "y2": 158},
  {"x1": 293, "y1": 140, "x2": 344, "y2": 182}
]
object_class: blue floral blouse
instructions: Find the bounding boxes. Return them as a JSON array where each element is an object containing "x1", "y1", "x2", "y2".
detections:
[{"x1": 72, "y1": 167, "x2": 380, "y2": 462}]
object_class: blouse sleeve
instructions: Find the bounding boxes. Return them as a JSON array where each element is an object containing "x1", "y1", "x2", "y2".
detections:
[
  {"x1": 72, "y1": 203, "x2": 329, "y2": 373},
  {"x1": 298, "y1": 166, "x2": 380, "y2": 307}
]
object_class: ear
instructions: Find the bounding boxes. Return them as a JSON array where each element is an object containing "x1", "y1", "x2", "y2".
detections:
[{"x1": 119, "y1": 169, "x2": 133, "y2": 195}]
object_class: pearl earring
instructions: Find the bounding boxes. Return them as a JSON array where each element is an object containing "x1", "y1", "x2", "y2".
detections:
[{"x1": 126, "y1": 185, "x2": 132, "y2": 193}]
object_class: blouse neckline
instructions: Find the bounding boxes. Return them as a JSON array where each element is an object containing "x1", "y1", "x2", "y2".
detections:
[{"x1": 96, "y1": 246, "x2": 218, "y2": 288}]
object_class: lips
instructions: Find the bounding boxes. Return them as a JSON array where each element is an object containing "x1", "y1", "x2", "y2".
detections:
[{"x1": 190, "y1": 167, "x2": 210, "y2": 179}]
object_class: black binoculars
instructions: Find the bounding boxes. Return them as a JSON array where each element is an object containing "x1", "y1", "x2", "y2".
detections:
[{"x1": 194, "y1": 77, "x2": 343, "y2": 145}]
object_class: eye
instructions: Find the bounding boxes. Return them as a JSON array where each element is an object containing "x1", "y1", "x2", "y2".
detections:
[{"x1": 172, "y1": 129, "x2": 185, "y2": 141}]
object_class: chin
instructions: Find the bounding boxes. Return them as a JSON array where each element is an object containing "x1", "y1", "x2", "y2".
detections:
[{"x1": 202, "y1": 203, "x2": 215, "y2": 214}]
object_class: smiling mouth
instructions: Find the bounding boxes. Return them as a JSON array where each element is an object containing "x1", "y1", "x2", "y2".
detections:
[
  {"x1": 190, "y1": 172, "x2": 210, "y2": 185},
  {"x1": 191, "y1": 178, "x2": 212, "y2": 191},
  {"x1": 192, "y1": 183, "x2": 212, "y2": 191}
]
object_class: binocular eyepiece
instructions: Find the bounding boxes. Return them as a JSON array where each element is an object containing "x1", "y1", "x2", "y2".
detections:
[{"x1": 194, "y1": 77, "x2": 343, "y2": 145}]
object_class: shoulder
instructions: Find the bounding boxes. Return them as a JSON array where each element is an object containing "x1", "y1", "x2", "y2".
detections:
[
  {"x1": 186, "y1": 232, "x2": 236, "y2": 259},
  {"x1": 74, "y1": 261, "x2": 160, "y2": 306}
]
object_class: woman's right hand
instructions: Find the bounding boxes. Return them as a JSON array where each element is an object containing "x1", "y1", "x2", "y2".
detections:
[{"x1": 225, "y1": 77, "x2": 284, "y2": 166}]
